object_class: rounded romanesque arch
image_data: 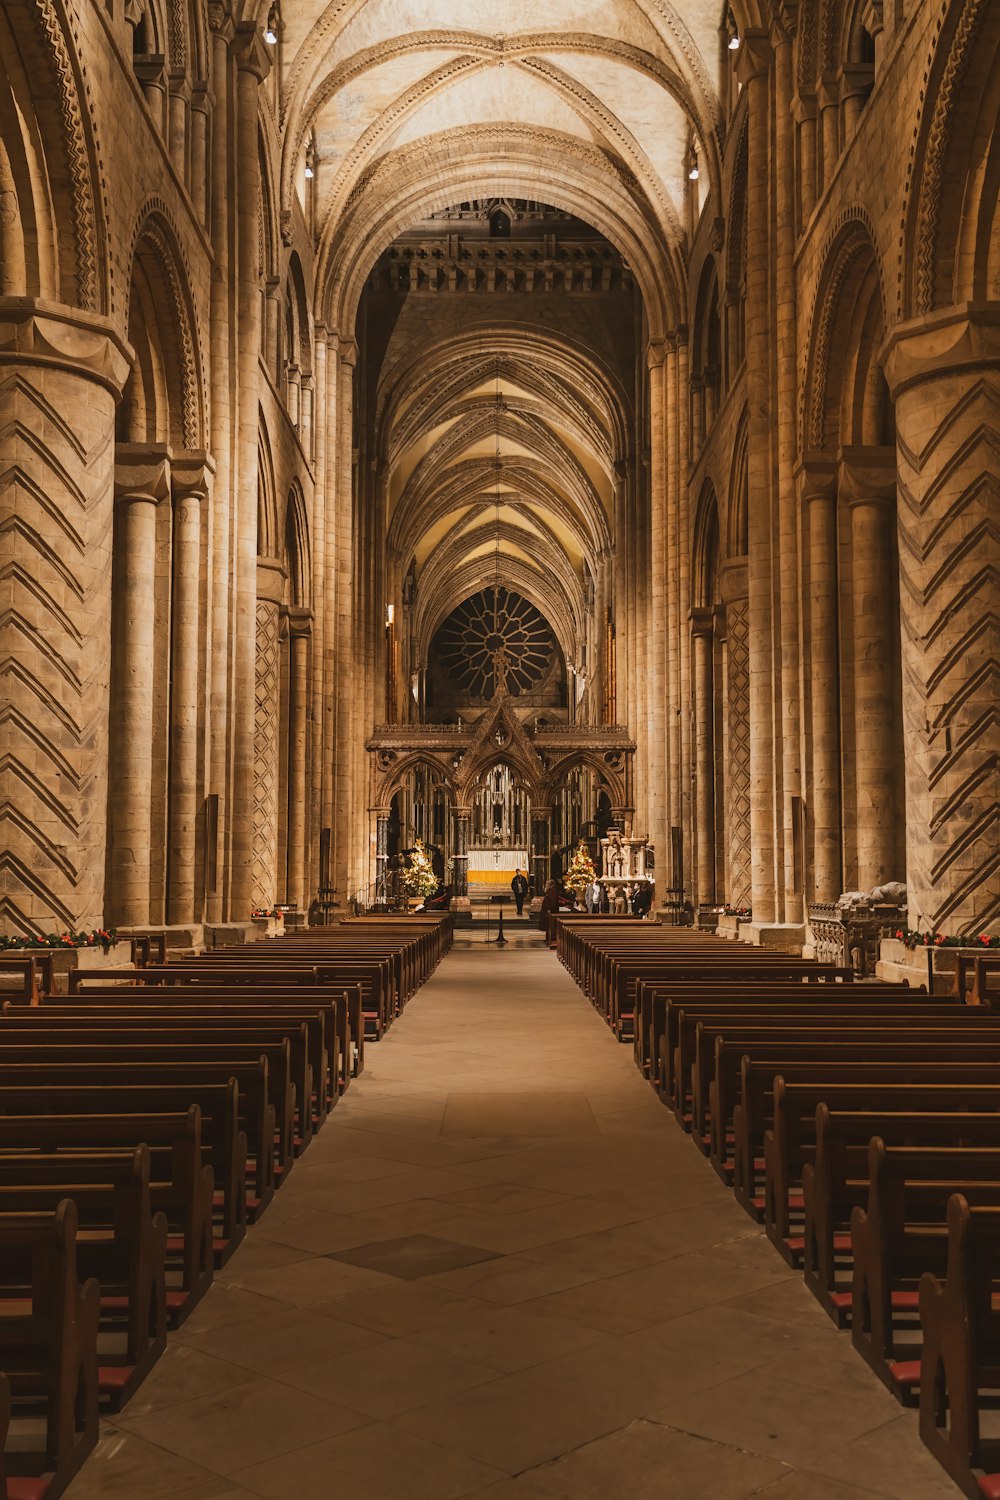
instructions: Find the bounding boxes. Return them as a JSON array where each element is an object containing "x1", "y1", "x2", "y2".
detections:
[{"x1": 0, "y1": 0, "x2": 107, "y2": 311}]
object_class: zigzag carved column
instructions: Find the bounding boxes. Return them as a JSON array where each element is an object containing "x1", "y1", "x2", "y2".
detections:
[
  {"x1": 721, "y1": 559, "x2": 751, "y2": 911},
  {"x1": 0, "y1": 304, "x2": 129, "y2": 934},
  {"x1": 885, "y1": 310, "x2": 1000, "y2": 935},
  {"x1": 251, "y1": 560, "x2": 284, "y2": 910}
]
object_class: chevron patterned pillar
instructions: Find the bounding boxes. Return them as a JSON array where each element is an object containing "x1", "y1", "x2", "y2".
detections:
[
  {"x1": 0, "y1": 304, "x2": 130, "y2": 935},
  {"x1": 885, "y1": 310, "x2": 1000, "y2": 936}
]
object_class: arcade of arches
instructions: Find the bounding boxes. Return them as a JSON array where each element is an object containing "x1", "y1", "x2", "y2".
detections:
[{"x1": 1, "y1": 0, "x2": 999, "y2": 947}]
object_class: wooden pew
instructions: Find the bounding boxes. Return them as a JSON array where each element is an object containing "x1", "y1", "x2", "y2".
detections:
[
  {"x1": 0, "y1": 1050, "x2": 285, "y2": 1201},
  {"x1": 918, "y1": 1194, "x2": 1000, "y2": 1500},
  {"x1": 0, "y1": 1201, "x2": 99, "y2": 1498},
  {"x1": 0, "y1": 1107, "x2": 213, "y2": 1325},
  {"x1": 0, "y1": 1083, "x2": 247, "y2": 1261},
  {"x1": 733, "y1": 1064, "x2": 1000, "y2": 1228},
  {"x1": 702, "y1": 1031, "x2": 1000, "y2": 1167},
  {"x1": 0, "y1": 1146, "x2": 168, "y2": 1408},
  {"x1": 801, "y1": 1102, "x2": 1000, "y2": 1320},
  {"x1": 851, "y1": 1139, "x2": 1000, "y2": 1397}
]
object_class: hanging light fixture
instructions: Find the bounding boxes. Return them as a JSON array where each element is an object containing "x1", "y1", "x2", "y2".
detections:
[
  {"x1": 264, "y1": 5, "x2": 279, "y2": 43},
  {"x1": 727, "y1": 9, "x2": 741, "y2": 48},
  {"x1": 687, "y1": 144, "x2": 700, "y2": 181}
]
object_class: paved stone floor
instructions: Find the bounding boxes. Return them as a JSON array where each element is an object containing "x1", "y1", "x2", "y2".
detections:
[{"x1": 73, "y1": 936, "x2": 959, "y2": 1499}]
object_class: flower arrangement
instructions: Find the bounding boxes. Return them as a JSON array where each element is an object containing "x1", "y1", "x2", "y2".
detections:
[
  {"x1": 724, "y1": 905, "x2": 752, "y2": 920},
  {"x1": 0, "y1": 928, "x2": 117, "y2": 952},
  {"x1": 894, "y1": 927, "x2": 1000, "y2": 951},
  {"x1": 251, "y1": 907, "x2": 280, "y2": 919}
]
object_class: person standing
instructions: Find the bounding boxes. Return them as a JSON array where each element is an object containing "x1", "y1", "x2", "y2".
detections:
[
  {"x1": 510, "y1": 868, "x2": 529, "y2": 916},
  {"x1": 585, "y1": 876, "x2": 602, "y2": 913}
]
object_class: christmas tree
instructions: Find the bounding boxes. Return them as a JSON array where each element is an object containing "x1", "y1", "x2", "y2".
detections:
[
  {"x1": 565, "y1": 840, "x2": 597, "y2": 895},
  {"x1": 399, "y1": 839, "x2": 439, "y2": 898}
]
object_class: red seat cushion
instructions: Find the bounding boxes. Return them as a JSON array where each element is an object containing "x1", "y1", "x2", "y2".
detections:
[
  {"x1": 890, "y1": 1360, "x2": 921, "y2": 1389},
  {"x1": 8, "y1": 1478, "x2": 50, "y2": 1500},
  {"x1": 891, "y1": 1291, "x2": 921, "y2": 1311},
  {"x1": 99, "y1": 1365, "x2": 135, "y2": 1391},
  {"x1": 978, "y1": 1477, "x2": 1000, "y2": 1500}
]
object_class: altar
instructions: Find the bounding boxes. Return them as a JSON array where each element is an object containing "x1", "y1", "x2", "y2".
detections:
[{"x1": 467, "y1": 848, "x2": 529, "y2": 894}]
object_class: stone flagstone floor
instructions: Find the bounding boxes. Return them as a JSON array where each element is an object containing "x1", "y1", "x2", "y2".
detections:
[{"x1": 71, "y1": 933, "x2": 960, "y2": 1499}]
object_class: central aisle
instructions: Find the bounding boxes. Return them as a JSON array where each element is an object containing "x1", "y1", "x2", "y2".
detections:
[{"x1": 75, "y1": 938, "x2": 957, "y2": 1500}]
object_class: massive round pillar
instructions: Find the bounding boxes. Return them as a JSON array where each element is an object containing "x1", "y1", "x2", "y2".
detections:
[
  {"x1": 885, "y1": 311, "x2": 1000, "y2": 935},
  {"x1": 0, "y1": 303, "x2": 129, "y2": 934}
]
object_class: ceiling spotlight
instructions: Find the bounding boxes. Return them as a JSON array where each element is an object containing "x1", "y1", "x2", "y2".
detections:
[
  {"x1": 264, "y1": 26, "x2": 277, "y2": 43},
  {"x1": 264, "y1": 6, "x2": 278, "y2": 43},
  {"x1": 688, "y1": 163, "x2": 700, "y2": 180},
  {"x1": 726, "y1": 9, "x2": 740, "y2": 48},
  {"x1": 728, "y1": 31, "x2": 740, "y2": 49},
  {"x1": 304, "y1": 164, "x2": 314, "y2": 179}
]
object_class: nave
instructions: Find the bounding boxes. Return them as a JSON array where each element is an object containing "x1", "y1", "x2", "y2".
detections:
[{"x1": 70, "y1": 938, "x2": 955, "y2": 1500}]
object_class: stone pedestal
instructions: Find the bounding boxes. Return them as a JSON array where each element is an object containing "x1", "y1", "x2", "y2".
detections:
[
  {"x1": 740, "y1": 922, "x2": 806, "y2": 952},
  {"x1": 875, "y1": 937, "x2": 962, "y2": 992}
]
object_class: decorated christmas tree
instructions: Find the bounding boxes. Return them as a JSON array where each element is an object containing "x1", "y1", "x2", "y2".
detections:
[
  {"x1": 565, "y1": 840, "x2": 597, "y2": 895},
  {"x1": 398, "y1": 839, "x2": 439, "y2": 898}
]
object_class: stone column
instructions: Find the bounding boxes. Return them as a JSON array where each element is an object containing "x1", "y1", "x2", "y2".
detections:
[
  {"x1": 189, "y1": 83, "x2": 209, "y2": 227},
  {"x1": 738, "y1": 32, "x2": 777, "y2": 922},
  {"x1": 108, "y1": 451, "x2": 171, "y2": 926},
  {"x1": 840, "y1": 450, "x2": 901, "y2": 892},
  {"x1": 0, "y1": 308, "x2": 127, "y2": 934},
  {"x1": 453, "y1": 809, "x2": 470, "y2": 898},
  {"x1": 375, "y1": 812, "x2": 389, "y2": 901},
  {"x1": 167, "y1": 73, "x2": 190, "y2": 182},
  {"x1": 167, "y1": 457, "x2": 211, "y2": 925},
  {"x1": 797, "y1": 97, "x2": 817, "y2": 224},
  {"x1": 798, "y1": 460, "x2": 841, "y2": 901},
  {"x1": 819, "y1": 79, "x2": 839, "y2": 190},
  {"x1": 774, "y1": 15, "x2": 803, "y2": 927},
  {"x1": 285, "y1": 614, "x2": 310, "y2": 908},
  {"x1": 252, "y1": 559, "x2": 284, "y2": 909},
  {"x1": 206, "y1": 0, "x2": 234, "y2": 923},
  {"x1": 663, "y1": 338, "x2": 681, "y2": 877},
  {"x1": 310, "y1": 328, "x2": 328, "y2": 890},
  {"x1": 646, "y1": 341, "x2": 668, "y2": 902},
  {"x1": 530, "y1": 810, "x2": 550, "y2": 897},
  {"x1": 230, "y1": 22, "x2": 270, "y2": 917},
  {"x1": 720, "y1": 559, "x2": 751, "y2": 910},
  {"x1": 691, "y1": 609, "x2": 716, "y2": 906}
]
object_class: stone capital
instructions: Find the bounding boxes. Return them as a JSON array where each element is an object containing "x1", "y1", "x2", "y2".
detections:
[
  {"x1": 115, "y1": 447, "x2": 171, "y2": 504},
  {"x1": 208, "y1": 0, "x2": 235, "y2": 37},
  {"x1": 719, "y1": 556, "x2": 749, "y2": 605},
  {"x1": 881, "y1": 305, "x2": 1000, "y2": 397},
  {"x1": 0, "y1": 298, "x2": 132, "y2": 397},
  {"x1": 689, "y1": 606, "x2": 714, "y2": 638},
  {"x1": 232, "y1": 22, "x2": 271, "y2": 82},
  {"x1": 736, "y1": 29, "x2": 772, "y2": 85},
  {"x1": 190, "y1": 80, "x2": 212, "y2": 115},
  {"x1": 861, "y1": 0, "x2": 884, "y2": 35},
  {"x1": 837, "y1": 445, "x2": 896, "y2": 504},
  {"x1": 256, "y1": 557, "x2": 286, "y2": 605},
  {"x1": 285, "y1": 605, "x2": 313, "y2": 637},
  {"x1": 646, "y1": 338, "x2": 667, "y2": 371},
  {"x1": 171, "y1": 450, "x2": 216, "y2": 501},
  {"x1": 133, "y1": 54, "x2": 167, "y2": 88},
  {"x1": 794, "y1": 453, "x2": 837, "y2": 499}
]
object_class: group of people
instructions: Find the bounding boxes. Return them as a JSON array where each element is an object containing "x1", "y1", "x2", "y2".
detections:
[{"x1": 534, "y1": 873, "x2": 654, "y2": 923}]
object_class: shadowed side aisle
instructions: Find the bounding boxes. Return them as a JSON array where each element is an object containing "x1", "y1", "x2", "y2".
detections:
[{"x1": 70, "y1": 937, "x2": 959, "y2": 1500}]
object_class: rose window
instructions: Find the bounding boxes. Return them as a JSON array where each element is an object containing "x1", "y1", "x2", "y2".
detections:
[{"x1": 437, "y1": 586, "x2": 553, "y2": 699}]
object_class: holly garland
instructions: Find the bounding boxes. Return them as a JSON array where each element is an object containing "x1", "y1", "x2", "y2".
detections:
[
  {"x1": 0, "y1": 928, "x2": 117, "y2": 952},
  {"x1": 894, "y1": 927, "x2": 1000, "y2": 951}
]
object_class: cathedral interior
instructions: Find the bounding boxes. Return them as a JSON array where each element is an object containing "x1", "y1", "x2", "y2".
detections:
[
  {"x1": 2, "y1": 0, "x2": 1000, "y2": 1494},
  {"x1": 1, "y1": 0, "x2": 998, "y2": 946}
]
